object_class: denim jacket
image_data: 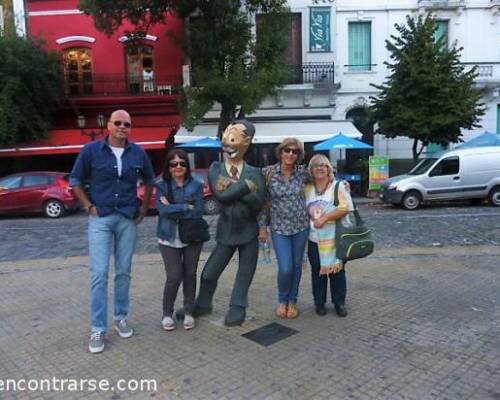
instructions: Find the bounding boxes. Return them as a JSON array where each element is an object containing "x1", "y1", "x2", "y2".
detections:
[{"x1": 156, "y1": 177, "x2": 205, "y2": 242}]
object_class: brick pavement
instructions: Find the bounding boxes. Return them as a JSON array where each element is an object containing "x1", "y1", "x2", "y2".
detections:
[{"x1": 1, "y1": 245, "x2": 500, "y2": 399}]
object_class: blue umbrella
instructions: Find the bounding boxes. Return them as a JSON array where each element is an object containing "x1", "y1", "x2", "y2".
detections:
[
  {"x1": 177, "y1": 137, "x2": 222, "y2": 150},
  {"x1": 313, "y1": 133, "x2": 373, "y2": 151},
  {"x1": 456, "y1": 131, "x2": 500, "y2": 148}
]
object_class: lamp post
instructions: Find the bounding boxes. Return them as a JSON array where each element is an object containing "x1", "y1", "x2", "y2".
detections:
[{"x1": 78, "y1": 114, "x2": 106, "y2": 141}]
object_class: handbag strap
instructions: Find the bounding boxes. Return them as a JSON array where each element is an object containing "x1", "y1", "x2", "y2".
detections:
[{"x1": 333, "y1": 180, "x2": 363, "y2": 226}]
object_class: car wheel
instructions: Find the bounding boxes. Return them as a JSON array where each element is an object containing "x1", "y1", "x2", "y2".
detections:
[
  {"x1": 44, "y1": 199, "x2": 65, "y2": 218},
  {"x1": 402, "y1": 191, "x2": 422, "y2": 210},
  {"x1": 489, "y1": 186, "x2": 500, "y2": 206},
  {"x1": 204, "y1": 197, "x2": 220, "y2": 215}
]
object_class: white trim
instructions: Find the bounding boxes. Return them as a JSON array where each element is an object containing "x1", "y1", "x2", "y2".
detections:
[
  {"x1": 29, "y1": 9, "x2": 84, "y2": 16},
  {"x1": 0, "y1": 141, "x2": 165, "y2": 154},
  {"x1": 0, "y1": 145, "x2": 83, "y2": 153},
  {"x1": 56, "y1": 36, "x2": 96, "y2": 44},
  {"x1": 175, "y1": 120, "x2": 363, "y2": 144},
  {"x1": 118, "y1": 34, "x2": 158, "y2": 43}
]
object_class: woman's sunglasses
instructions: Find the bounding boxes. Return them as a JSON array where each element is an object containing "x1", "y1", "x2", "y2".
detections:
[
  {"x1": 283, "y1": 147, "x2": 299, "y2": 155},
  {"x1": 112, "y1": 120, "x2": 132, "y2": 128},
  {"x1": 169, "y1": 161, "x2": 188, "y2": 168}
]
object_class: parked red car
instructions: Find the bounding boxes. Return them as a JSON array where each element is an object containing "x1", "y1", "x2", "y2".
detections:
[
  {"x1": 137, "y1": 169, "x2": 220, "y2": 215},
  {"x1": 0, "y1": 172, "x2": 80, "y2": 218}
]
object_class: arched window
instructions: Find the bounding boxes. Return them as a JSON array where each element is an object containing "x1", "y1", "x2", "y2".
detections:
[
  {"x1": 126, "y1": 45, "x2": 154, "y2": 94},
  {"x1": 63, "y1": 48, "x2": 93, "y2": 95}
]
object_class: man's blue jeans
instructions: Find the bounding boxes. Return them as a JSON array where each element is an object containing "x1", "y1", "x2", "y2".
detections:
[
  {"x1": 271, "y1": 229, "x2": 309, "y2": 304},
  {"x1": 88, "y1": 213, "x2": 137, "y2": 333}
]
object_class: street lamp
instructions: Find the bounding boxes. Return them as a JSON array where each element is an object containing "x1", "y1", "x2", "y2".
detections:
[{"x1": 78, "y1": 114, "x2": 106, "y2": 141}]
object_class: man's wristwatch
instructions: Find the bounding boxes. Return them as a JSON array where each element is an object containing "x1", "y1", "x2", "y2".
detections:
[{"x1": 86, "y1": 204, "x2": 95, "y2": 213}]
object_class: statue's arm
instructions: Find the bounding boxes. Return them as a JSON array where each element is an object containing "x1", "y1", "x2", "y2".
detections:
[
  {"x1": 241, "y1": 169, "x2": 266, "y2": 214},
  {"x1": 208, "y1": 163, "x2": 250, "y2": 203}
]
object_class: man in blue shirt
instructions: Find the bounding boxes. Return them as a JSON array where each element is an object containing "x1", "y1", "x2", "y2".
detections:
[{"x1": 70, "y1": 109, "x2": 155, "y2": 353}]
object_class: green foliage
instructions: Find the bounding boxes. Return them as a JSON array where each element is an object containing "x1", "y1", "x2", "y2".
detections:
[
  {"x1": 369, "y1": 14, "x2": 485, "y2": 159},
  {"x1": 0, "y1": 35, "x2": 64, "y2": 146},
  {"x1": 80, "y1": 0, "x2": 291, "y2": 137}
]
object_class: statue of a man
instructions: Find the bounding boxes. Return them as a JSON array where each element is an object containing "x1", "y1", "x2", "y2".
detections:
[{"x1": 194, "y1": 120, "x2": 266, "y2": 326}]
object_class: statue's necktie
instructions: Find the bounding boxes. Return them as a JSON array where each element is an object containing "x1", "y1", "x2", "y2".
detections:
[{"x1": 230, "y1": 165, "x2": 239, "y2": 180}]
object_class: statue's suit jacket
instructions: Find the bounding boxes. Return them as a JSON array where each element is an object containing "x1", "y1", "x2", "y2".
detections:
[{"x1": 208, "y1": 161, "x2": 266, "y2": 246}]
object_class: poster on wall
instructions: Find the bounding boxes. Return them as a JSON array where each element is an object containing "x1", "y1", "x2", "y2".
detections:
[
  {"x1": 309, "y1": 7, "x2": 331, "y2": 52},
  {"x1": 369, "y1": 156, "x2": 389, "y2": 190}
]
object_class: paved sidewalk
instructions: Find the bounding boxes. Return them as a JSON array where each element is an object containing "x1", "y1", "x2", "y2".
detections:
[{"x1": 1, "y1": 246, "x2": 500, "y2": 399}]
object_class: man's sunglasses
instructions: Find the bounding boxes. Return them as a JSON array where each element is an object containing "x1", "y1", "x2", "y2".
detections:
[
  {"x1": 169, "y1": 161, "x2": 188, "y2": 168},
  {"x1": 112, "y1": 120, "x2": 132, "y2": 128},
  {"x1": 283, "y1": 147, "x2": 299, "y2": 155}
]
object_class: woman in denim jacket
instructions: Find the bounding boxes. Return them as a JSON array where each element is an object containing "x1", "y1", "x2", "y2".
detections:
[{"x1": 156, "y1": 149, "x2": 205, "y2": 331}]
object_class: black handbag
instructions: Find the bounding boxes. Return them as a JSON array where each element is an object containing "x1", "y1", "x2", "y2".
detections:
[
  {"x1": 166, "y1": 180, "x2": 209, "y2": 243},
  {"x1": 333, "y1": 181, "x2": 374, "y2": 262},
  {"x1": 178, "y1": 218, "x2": 210, "y2": 243}
]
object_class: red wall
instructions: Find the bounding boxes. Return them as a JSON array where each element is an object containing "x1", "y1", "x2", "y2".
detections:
[{"x1": 28, "y1": 0, "x2": 184, "y2": 77}]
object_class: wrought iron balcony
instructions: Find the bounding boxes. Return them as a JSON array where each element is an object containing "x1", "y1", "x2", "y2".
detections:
[
  {"x1": 286, "y1": 62, "x2": 335, "y2": 85},
  {"x1": 189, "y1": 62, "x2": 335, "y2": 87},
  {"x1": 64, "y1": 73, "x2": 183, "y2": 97}
]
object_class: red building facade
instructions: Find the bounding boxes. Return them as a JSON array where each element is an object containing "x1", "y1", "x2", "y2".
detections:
[{"x1": 1, "y1": 0, "x2": 184, "y2": 172}]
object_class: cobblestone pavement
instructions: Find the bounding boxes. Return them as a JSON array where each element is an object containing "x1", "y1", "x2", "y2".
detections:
[
  {"x1": 1, "y1": 203, "x2": 499, "y2": 262},
  {"x1": 0, "y1": 246, "x2": 499, "y2": 399},
  {"x1": 1, "y1": 204, "x2": 500, "y2": 399}
]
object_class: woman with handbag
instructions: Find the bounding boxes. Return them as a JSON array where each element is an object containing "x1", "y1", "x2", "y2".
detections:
[
  {"x1": 258, "y1": 138, "x2": 310, "y2": 319},
  {"x1": 156, "y1": 149, "x2": 206, "y2": 331},
  {"x1": 304, "y1": 154, "x2": 354, "y2": 317}
]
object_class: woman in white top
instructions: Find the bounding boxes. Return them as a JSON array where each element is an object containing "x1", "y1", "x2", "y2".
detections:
[{"x1": 304, "y1": 154, "x2": 354, "y2": 317}]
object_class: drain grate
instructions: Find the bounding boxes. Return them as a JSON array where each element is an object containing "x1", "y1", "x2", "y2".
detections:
[{"x1": 242, "y1": 323, "x2": 299, "y2": 346}]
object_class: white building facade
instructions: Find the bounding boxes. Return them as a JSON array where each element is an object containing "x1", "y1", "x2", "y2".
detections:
[{"x1": 236, "y1": 0, "x2": 500, "y2": 159}]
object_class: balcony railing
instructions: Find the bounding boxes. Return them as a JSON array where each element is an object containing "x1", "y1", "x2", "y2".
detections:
[
  {"x1": 417, "y1": 0, "x2": 465, "y2": 7},
  {"x1": 64, "y1": 73, "x2": 183, "y2": 97},
  {"x1": 462, "y1": 62, "x2": 500, "y2": 85},
  {"x1": 286, "y1": 62, "x2": 335, "y2": 85}
]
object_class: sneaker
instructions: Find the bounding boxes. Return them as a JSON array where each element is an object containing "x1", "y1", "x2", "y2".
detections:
[
  {"x1": 89, "y1": 331, "x2": 105, "y2": 353},
  {"x1": 162, "y1": 316, "x2": 176, "y2": 331},
  {"x1": 183, "y1": 315, "x2": 195, "y2": 330},
  {"x1": 114, "y1": 319, "x2": 134, "y2": 338}
]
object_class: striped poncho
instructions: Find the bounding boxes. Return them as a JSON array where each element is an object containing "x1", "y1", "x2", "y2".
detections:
[{"x1": 304, "y1": 180, "x2": 354, "y2": 275}]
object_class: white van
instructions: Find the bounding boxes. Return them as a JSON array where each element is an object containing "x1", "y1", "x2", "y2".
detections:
[{"x1": 379, "y1": 146, "x2": 500, "y2": 210}]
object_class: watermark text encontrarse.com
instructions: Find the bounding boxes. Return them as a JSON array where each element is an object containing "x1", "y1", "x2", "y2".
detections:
[{"x1": 0, "y1": 377, "x2": 157, "y2": 393}]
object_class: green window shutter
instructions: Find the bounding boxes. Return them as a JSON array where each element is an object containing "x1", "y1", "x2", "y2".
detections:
[
  {"x1": 348, "y1": 22, "x2": 371, "y2": 71},
  {"x1": 434, "y1": 20, "x2": 449, "y2": 49},
  {"x1": 497, "y1": 105, "x2": 500, "y2": 134}
]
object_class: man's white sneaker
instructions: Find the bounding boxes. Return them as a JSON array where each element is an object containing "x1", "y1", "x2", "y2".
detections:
[
  {"x1": 162, "y1": 316, "x2": 176, "y2": 331},
  {"x1": 183, "y1": 315, "x2": 195, "y2": 330},
  {"x1": 113, "y1": 319, "x2": 134, "y2": 338},
  {"x1": 89, "y1": 331, "x2": 105, "y2": 353}
]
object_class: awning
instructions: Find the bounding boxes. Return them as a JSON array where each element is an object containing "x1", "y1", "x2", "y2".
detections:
[
  {"x1": 175, "y1": 120, "x2": 363, "y2": 144},
  {"x1": 0, "y1": 127, "x2": 175, "y2": 158}
]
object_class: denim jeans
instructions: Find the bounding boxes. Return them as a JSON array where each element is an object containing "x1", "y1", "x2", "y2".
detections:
[
  {"x1": 307, "y1": 240, "x2": 346, "y2": 307},
  {"x1": 271, "y1": 229, "x2": 309, "y2": 304},
  {"x1": 88, "y1": 213, "x2": 138, "y2": 333}
]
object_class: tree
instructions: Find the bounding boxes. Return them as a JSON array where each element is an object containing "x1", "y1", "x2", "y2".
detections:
[
  {"x1": 79, "y1": 0, "x2": 291, "y2": 137},
  {"x1": 0, "y1": 35, "x2": 64, "y2": 146},
  {"x1": 369, "y1": 14, "x2": 485, "y2": 160}
]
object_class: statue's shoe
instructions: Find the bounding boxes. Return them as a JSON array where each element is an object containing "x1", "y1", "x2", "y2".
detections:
[
  {"x1": 176, "y1": 305, "x2": 213, "y2": 320},
  {"x1": 224, "y1": 306, "x2": 246, "y2": 327}
]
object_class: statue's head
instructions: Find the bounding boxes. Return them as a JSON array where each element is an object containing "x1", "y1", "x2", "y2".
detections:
[{"x1": 221, "y1": 120, "x2": 255, "y2": 162}]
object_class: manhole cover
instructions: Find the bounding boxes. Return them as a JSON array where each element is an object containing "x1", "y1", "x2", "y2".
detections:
[{"x1": 242, "y1": 323, "x2": 298, "y2": 346}]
